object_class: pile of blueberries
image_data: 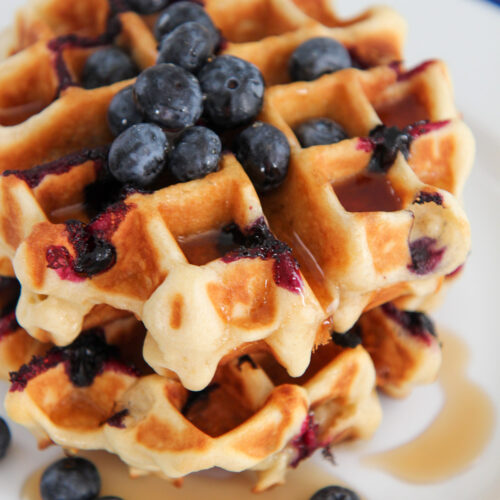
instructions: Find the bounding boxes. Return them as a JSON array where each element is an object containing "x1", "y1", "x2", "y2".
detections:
[{"x1": 80, "y1": 1, "x2": 354, "y2": 195}]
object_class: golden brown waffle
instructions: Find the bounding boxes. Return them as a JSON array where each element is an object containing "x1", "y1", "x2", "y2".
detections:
[
  {"x1": 0, "y1": 277, "x2": 49, "y2": 379},
  {"x1": 358, "y1": 303, "x2": 441, "y2": 398},
  {"x1": 6, "y1": 154, "x2": 323, "y2": 390},
  {"x1": 206, "y1": 0, "x2": 406, "y2": 85},
  {"x1": 0, "y1": 0, "x2": 474, "y2": 491},
  {"x1": 5, "y1": 325, "x2": 379, "y2": 491},
  {"x1": 258, "y1": 63, "x2": 471, "y2": 331}
]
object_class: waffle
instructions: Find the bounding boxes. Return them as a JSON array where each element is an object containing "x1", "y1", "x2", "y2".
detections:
[
  {"x1": 358, "y1": 303, "x2": 441, "y2": 398},
  {"x1": 6, "y1": 325, "x2": 380, "y2": 492},
  {"x1": 6, "y1": 153, "x2": 323, "y2": 390},
  {"x1": 0, "y1": 0, "x2": 473, "y2": 492},
  {"x1": 259, "y1": 63, "x2": 471, "y2": 331},
  {"x1": 0, "y1": 277, "x2": 49, "y2": 379}
]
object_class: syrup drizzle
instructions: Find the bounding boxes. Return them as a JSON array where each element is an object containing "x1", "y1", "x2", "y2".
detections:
[
  {"x1": 363, "y1": 331, "x2": 495, "y2": 483},
  {"x1": 333, "y1": 171, "x2": 402, "y2": 213},
  {"x1": 176, "y1": 229, "x2": 239, "y2": 266},
  {"x1": 221, "y1": 218, "x2": 303, "y2": 294},
  {"x1": 22, "y1": 451, "x2": 364, "y2": 500}
]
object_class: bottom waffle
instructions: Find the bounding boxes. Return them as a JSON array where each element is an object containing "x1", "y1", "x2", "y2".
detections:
[
  {"x1": 4, "y1": 301, "x2": 442, "y2": 491},
  {"x1": 5, "y1": 321, "x2": 380, "y2": 492}
]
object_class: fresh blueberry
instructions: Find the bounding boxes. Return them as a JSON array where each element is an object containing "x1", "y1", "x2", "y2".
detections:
[
  {"x1": 236, "y1": 122, "x2": 290, "y2": 193},
  {"x1": 0, "y1": 417, "x2": 11, "y2": 459},
  {"x1": 134, "y1": 63, "x2": 203, "y2": 130},
  {"x1": 289, "y1": 37, "x2": 351, "y2": 81},
  {"x1": 125, "y1": 0, "x2": 169, "y2": 14},
  {"x1": 157, "y1": 22, "x2": 215, "y2": 74},
  {"x1": 310, "y1": 485, "x2": 361, "y2": 500},
  {"x1": 107, "y1": 86, "x2": 143, "y2": 136},
  {"x1": 198, "y1": 55, "x2": 265, "y2": 129},
  {"x1": 154, "y1": 1, "x2": 219, "y2": 46},
  {"x1": 294, "y1": 118, "x2": 348, "y2": 147},
  {"x1": 108, "y1": 123, "x2": 170, "y2": 186},
  {"x1": 169, "y1": 126, "x2": 221, "y2": 182},
  {"x1": 81, "y1": 47, "x2": 138, "y2": 89},
  {"x1": 40, "y1": 457, "x2": 101, "y2": 500}
]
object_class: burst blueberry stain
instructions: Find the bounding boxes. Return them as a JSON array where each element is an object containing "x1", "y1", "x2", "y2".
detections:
[
  {"x1": 106, "y1": 409, "x2": 129, "y2": 429},
  {"x1": 3, "y1": 147, "x2": 108, "y2": 189},
  {"x1": 367, "y1": 124, "x2": 412, "y2": 173},
  {"x1": 9, "y1": 329, "x2": 139, "y2": 392},
  {"x1": 414, "y1": 191, "x2": 444, "y2": 206},
  {"x1": 221, "y1": 217, "x2": 303, "y2": 294},
  {"x1": 382, "y1": 302, "x2": 437, "y2": 345},
  {"x1": 290, "y1": 413, "x2": 329, "y2": 468},
  {"x1": 46, "y1": 202, "x2": 131, "y2": 279},
  {"x1": 408, "y1": 236, "x2": 445, "y2": 275}
]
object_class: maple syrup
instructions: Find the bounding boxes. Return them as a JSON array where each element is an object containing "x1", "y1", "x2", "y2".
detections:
[
  {"x1": 363, "y1": 331, "x2": 495, "y2": 482},
  {"x1": 177, "y1": 228, "x2": 238, "y2": 266},
  {"x1": 21, "y1": 451, "x2": 364, "y2": 500},
  {"x1": 375, "y1": 93, "x2": 429, "y2": 130},
  {"x1": 333, "y1": 171, "x2": 403, "y2": 212}
]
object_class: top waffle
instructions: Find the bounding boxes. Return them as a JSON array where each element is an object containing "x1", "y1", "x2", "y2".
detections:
[{"x1": 0, "y1": 0, "x2": 472, "y2": 391}]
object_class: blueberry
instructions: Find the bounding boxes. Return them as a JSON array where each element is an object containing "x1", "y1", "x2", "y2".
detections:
[
  {"x1": 40, "y1": 457, "x2": 101, "y2": 500},
  {"x1": 199, "y1": 55, "x2": 265, "y2": 129},
  {"x1": 169, "y1": 126, "x2": 221, "y2": 182},
  {"x1": 125, "y1": 0, "x2": 169, "y2": 14},
  {"x1": 107, "y1": 86, "x2": 143, "y2": 136},
  {"x1": 134, "y1": 63, "x2": 203, "y2": 130},
  {"x1": 368, "y1": 124, "x2": 411, "y2": 173},
  {"x1": 157, "y1": 22, "x2": 215, "y2": 74},
  {"x1": 289, "y1": 37, "x2": 351, "y2": 81},
  {"x1": 0, "y1": 417, "x2": 11, "y2": 459},
  {"x1": 155, "y1": 2, "x2": 219, "y2": 47},
  {"x1": 82, "y1": 47, "x2": 138, "y2": 89},
  {"x1": 310, "y1": 485, "x2": 361, "y2": 500},
  {"x1": 294, "y1": 118, "x2": 348, "y2": 147},
  {"x1": 236, "y1": 122, "x2": 290, "y2": 193},
  {"x1": 108, "y1": 123, "x2": 170, "y2": 186},
  {"x1": 331, "y1": 323, "x2": 363, "y2": 348}
]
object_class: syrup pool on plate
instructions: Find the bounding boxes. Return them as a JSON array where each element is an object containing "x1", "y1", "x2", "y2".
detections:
[
  {"x1": 363, "y1": 330, "x2": 495, "y2": 482},
  {"x1": 22, "y1": 451, "x2": 364, "y2": 500}
]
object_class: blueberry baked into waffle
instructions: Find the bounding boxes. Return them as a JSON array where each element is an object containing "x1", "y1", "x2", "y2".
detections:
[{"x1": 0, "y1": 0, "x2": 473, "y2": 492}]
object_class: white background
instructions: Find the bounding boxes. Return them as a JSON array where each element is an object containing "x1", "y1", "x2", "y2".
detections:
[{"x1": 0, "y1": 1, "x2": 498, "y2": 499}]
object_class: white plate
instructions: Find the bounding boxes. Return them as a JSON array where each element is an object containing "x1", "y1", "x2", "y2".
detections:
[{"x1": 0, "y1": 1, "x2": 499, "y2": 499}]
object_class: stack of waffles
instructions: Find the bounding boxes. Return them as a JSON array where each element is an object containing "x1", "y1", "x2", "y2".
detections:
[{"x1": 0, "y1": 0, "x2": 473, "y2": 492}]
